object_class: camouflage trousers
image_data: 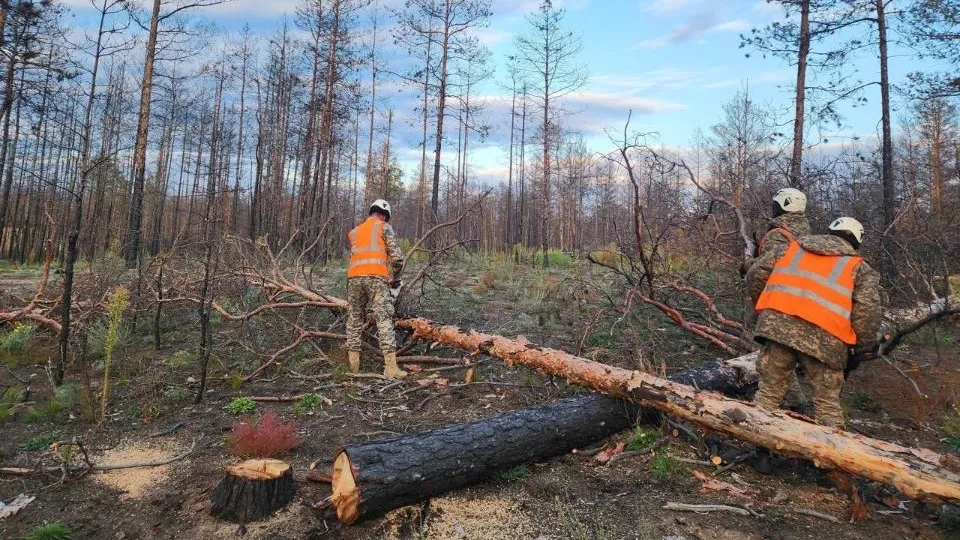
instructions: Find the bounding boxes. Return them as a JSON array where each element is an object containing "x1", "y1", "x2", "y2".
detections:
[
  {"x1": 346, "y1": 276, "x2": 396, "y2": 354},
  {"x1": 755, "y1": 341, "x2": 845, "y2": 428}
]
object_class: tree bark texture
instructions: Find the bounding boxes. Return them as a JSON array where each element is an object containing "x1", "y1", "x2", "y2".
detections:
[
  {"x1": 396, "y1": 318, "x2": 960, "y2": 504},
  {"x1": 211, "y1": 459, "x2": 295, "y2": 523},
  {"x1": 330, "y1": 394, "x2": 639, "y2": 524}
]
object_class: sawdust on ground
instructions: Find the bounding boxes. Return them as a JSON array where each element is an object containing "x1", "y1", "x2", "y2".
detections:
[
  {"x1": 91, "y1": 439, "x2": 182, "y2": 499},
  {"x1": 382, "y1": 493, "x2": 535, "y2": 540}
]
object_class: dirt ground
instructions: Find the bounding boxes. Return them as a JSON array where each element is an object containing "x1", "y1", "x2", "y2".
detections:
[{"x1": 1, "y1": 260, "x2": 958, "y2": 540}]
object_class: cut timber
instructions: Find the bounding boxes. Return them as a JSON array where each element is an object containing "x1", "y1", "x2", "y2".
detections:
[
  {"x1": 397, "y1": 318, "x2": 960, "y2": 504},
  {"x1": 330, "y1": 395, "x2": 638, "y2": 524},
  {"x1": 210, "y1": 459, "x2": 295, "y2": 523},
  {"x1": 328, "y1": 347, "x2": 760, "y2": 524}
]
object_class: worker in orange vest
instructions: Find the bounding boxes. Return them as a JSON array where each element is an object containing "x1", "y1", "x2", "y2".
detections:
[
  {"x1": 743, "y1": 188, "x2": 812, "y2": 331},
  {"x1": 345, "y1": 200, "x2": 407, "y2": 379},
  {"x1": 748, "y1": 217, "x2": 882, "y2": 428}
]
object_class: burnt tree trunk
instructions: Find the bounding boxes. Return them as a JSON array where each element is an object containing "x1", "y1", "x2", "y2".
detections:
[
  {"x1": 328, "y1": 352, "x2": 763, "y2": 525},
  {"x1": 211, "y1": 459, "x2": 295, "y2": 523},
  {"x1": 331, "y1": 395, "x2": 638, "y2": 524},
  {"x1": 396, "y1": 318, "x2": 960, "y2": 504}
]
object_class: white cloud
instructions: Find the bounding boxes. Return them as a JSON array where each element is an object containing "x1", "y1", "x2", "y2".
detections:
[{"x1": 631, "y1": 16, "x2": 751, "y2": 49}]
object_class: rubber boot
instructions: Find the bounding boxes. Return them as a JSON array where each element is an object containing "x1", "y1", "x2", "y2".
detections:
[
  {"x1": 348, "y1": 351, "x2": 360, "y2": 374},
  {"x1": 382, "y1": 352, "x2": 408, "y2": 380}
]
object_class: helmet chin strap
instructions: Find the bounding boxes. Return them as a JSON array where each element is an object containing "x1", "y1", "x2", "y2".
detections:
[{"x1": 771, "y1": 201, "x2": 786, "y2": 218}]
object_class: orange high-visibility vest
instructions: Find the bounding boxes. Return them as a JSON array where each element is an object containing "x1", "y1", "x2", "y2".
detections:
[
  {"x1": 755, "y1": 240, "x2": 862, "y2": 344},
  {"x1": 347, "y1": 217, "x2": 389, "y2": 279}
]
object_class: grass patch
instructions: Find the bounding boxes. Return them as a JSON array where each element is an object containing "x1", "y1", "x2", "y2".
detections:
[
  {"x1": 0, "y1": 386, "x2": 24, "y2": 423},
  {"x1": 168, "y1": 349, "x2": 197, "y2": 367},
  {"x1": 24, "y1": 522, "x2": 73, "y2": 540},
  {"x1": 942, "y1": 416, "x2": 960, "y2": 450},
  {"x1": 21, "y1": 432, "x2": 60, "y2": 452},
  {"x1": 496, "y1": 464, "x2": 530, "y2": 483},
  {"x1": 532, "y1": 249, "x2": 573, "y2": 268},
  {"x1": 625, "y1": 425, "x2": 661, "y2": 452},
  {"x1": 650, "y1": 448, "x2": 682, "y2": 478},
  {"x1": 849, "y1": 389, "x2": 883, "y2": 413},
  {"x1": 225, "y1": 396, "x2": 257, "y2": 415},
  {"x1": 25, "y1": 398, "x2": 65, "y2": 423},
  {"x1": 293, "y1": 394, "x2": 326, "y2": 416}
]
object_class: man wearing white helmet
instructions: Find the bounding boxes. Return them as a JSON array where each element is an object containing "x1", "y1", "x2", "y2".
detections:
[
  {"x1": 748, "y1": 216, "x2": 882, "y2": 427},
  {"x1": 744, "y1": 188, "x2": 811, "y2": 359},
  {"x1": 345, "y1": 199, "x2": 407, "y2": 379}
]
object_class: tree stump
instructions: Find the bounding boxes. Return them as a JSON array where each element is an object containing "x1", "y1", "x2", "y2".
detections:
[{"x1": 210, "y1": 459, "x2": 295, "y2": 523}]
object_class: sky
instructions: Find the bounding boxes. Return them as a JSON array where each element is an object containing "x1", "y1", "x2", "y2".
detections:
[{"x1": 62, "y1": 0, "x2": 942, "y2": 188}]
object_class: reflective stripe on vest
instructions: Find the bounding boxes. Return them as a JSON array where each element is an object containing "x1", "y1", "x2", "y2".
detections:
[
  {"x1": 347, "y1": 217, "x2": 389, "y2": 278},
  {"x1": 755, "y1": 240, "x2": 861, "y2": 345}
]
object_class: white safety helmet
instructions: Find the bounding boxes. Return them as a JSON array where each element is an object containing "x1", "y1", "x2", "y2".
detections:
[
  {"x1": 370, "y1": 199, "x2": 392, "y2": 221},
  {"x1": 772, "y1": 188, "x2": 807, "y2": 214},
  {"x1": 828, "y1": 217, "x2": 864, "y2": 246}
]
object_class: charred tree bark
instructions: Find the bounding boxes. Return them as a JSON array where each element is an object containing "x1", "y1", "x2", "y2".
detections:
[
  {"x1": 330, "y1": 395, "x2": 638, "y2": 524},
  {"x1": 329, "y1": 349, "x2": 763, "y2": 525},
  {"x1": 396, "y1": 318, "x2": 960, "y2": 504},
  {"x1": 211, "y1": 459, "x2": 295, "y2": 523}
]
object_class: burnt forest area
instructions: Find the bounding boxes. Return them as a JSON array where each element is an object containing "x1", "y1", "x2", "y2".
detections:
[{"x1": 1, "y1": 0, "x2": 960, "y2": 539}]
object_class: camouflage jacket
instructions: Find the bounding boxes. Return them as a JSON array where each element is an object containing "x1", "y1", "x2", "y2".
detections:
[
  {"x1": 382, "y1": 223, "x2": 405, "y2": 278},
  {"x1": 750, "y1": 235, "x2": 883, "y2": 369},
  {"x1": 743, "y1": 212, "x2": 811, "y2": 328}
]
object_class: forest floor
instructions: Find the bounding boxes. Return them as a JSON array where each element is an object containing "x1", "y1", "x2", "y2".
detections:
[{"x1": 1, "y1": 256, "x2": 959, "y2": 540}]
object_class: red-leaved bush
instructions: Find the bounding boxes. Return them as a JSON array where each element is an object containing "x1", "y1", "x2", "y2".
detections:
[{"x1": 227, "y1": 411, "x2": 301, "y2": 458}]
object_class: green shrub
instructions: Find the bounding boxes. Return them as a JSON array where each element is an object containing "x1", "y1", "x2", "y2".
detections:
[
  {"x1": 163, "y1": 386, "x2": 191, "y2": 403},
  {"x1": 225, "y1": 396, "x2": 257, "y2": 415},
  {"x1": 54, "y1": 384, "x2": 80, "y2": 410},
  {"x1": 21, "y1": 433, "x2": 60, "y2": 452},
  {"x1": 99, "y1": 287, "x2": 130, "y2": 421},
  {"x1": 86, "y1": 321, "x2": 130, "y2": 359},
  {"x1": 1, "y1": 322, "x2": 36, "y2": 353},
  {"x1": 24, "y1": 522, "x2": 73, "y2": 540},
  {"x1": 533, "y1": 249, "x2": 572, "y2": 268},
  {"x1": 293, "y1": 394, "x2": 326, "y2": 416}
]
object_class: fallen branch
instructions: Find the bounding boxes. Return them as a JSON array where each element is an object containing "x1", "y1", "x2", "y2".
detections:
[
  {"x1": 249, "y1": 394, "x2": 332, "y2": 405},
  {"x1": 663, "y1": 502, "x2": 755, "y2": 517},
  {"x1": 792, "y1": 508, "x2": 842, "y2": 523}
]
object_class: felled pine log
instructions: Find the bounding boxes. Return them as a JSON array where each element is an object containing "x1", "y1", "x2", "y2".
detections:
[
  {"x1": 330, "y1": 395, "x2": 637, "y2": 524},
  {"x1": 396, "y1": 318, "x2": 960, "y2": 504},
  {"x1": 328, "y1": 351, "x2": 763, "y2": 524},
  {"x1": 211, "y1": 459, "x2": 295, "y2": 523}
]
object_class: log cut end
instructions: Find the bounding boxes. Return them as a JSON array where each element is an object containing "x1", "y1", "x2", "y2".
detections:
[
  {"x1": 331, "y1": 452, "x2": 360, "y2": 525},
  {"x1": 211, "y1": 459, "x2": 295, "y2": 523}
]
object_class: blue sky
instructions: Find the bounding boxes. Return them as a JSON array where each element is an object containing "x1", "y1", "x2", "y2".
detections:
[{"x1": 63, "y1": 0, "x2": 940, "y2": 186}]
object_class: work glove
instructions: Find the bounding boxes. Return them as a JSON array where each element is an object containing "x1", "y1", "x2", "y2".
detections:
[
  {"x1": 389, "y1": 280, "x2": 403, "y2": 299},
  {"x1": 844, "y1": 347, "x2": 877, "y2": 378}
]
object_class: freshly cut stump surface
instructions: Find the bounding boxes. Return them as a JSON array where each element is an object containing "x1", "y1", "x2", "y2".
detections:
[{"x1": 210, "y1": 459, "x2": 294, "y2": 523}]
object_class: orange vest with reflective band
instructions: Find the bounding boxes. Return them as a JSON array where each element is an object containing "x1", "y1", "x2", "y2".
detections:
[
  {"x1": 755, "y1": 240, "x2": 862, "y2": 345},
  {"x1": 347, "y1": 217, "x2": 389, "y2": 279}
]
